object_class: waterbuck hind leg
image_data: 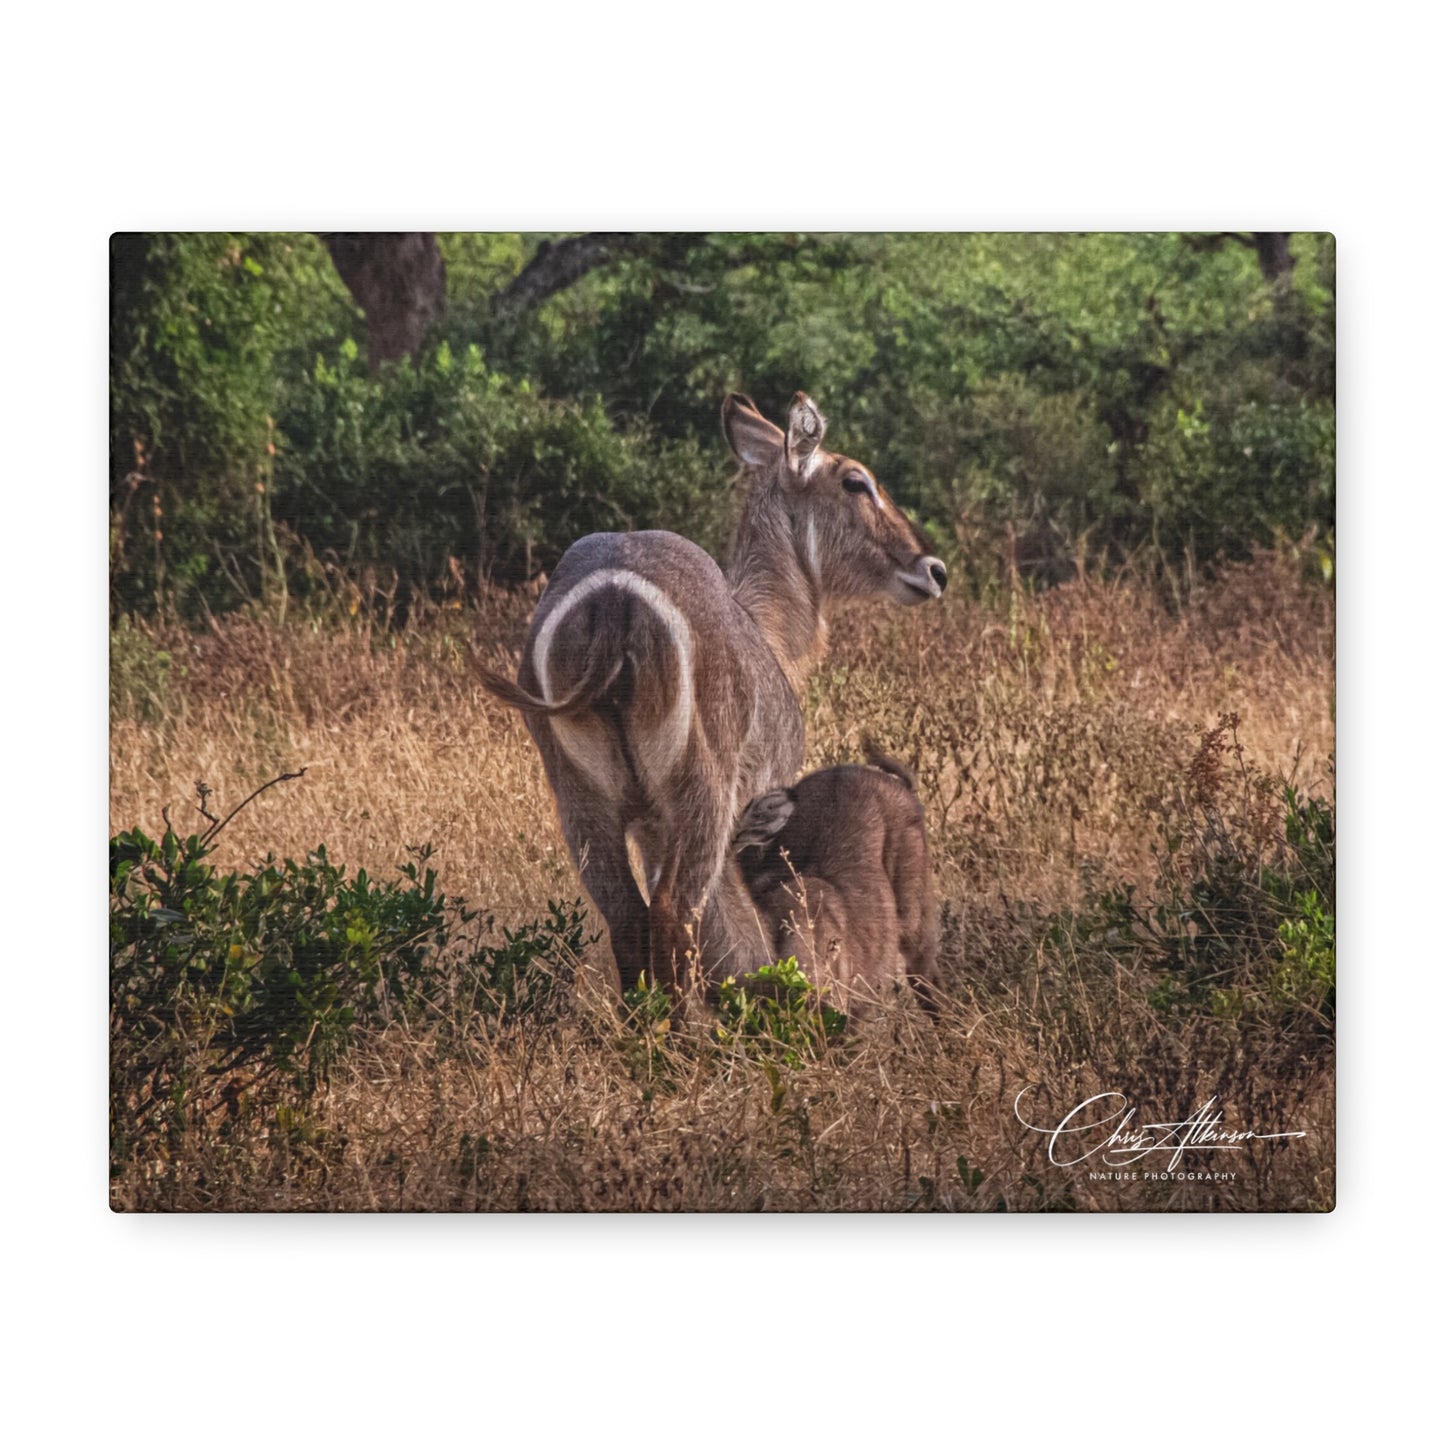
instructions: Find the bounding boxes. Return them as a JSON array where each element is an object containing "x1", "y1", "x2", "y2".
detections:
[
  {"x1": 603, "y1": 887, "x2": 652, "y2": 995},
  {"x1": 537, "y1": 754, "x2": 651, "y2": 993},
  {"x1": 646, "y1": 883, "x2": 694, "y2": 998},
  {"x1": 574, "y1": 829, "x2": 651, "y2": 993},
  {"x1": 646, "y1": 794, "x2": 741, "y2": 996}
]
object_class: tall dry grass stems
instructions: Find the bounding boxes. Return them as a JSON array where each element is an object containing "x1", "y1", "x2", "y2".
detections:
[{"x1": 110, "y1": 552, "x2": 1335, "y2": 1211}]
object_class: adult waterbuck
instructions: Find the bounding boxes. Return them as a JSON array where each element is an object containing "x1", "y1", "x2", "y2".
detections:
[
  {"x1": 731, "y1": 747, "x2": 942, "y2": 1020},
  {"x1": 478, "y1": 392, "x2": 947, "y2": 994}
]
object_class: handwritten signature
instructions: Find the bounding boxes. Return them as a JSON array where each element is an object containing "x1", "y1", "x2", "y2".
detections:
[{"x1": 1014, "y1": 1088, "x2": 1306, "y2": 1171}]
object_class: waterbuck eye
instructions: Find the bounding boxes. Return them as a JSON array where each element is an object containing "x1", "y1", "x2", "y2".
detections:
[{"x1": 842, "y1": 472, "x2": 870, "y2": 495}]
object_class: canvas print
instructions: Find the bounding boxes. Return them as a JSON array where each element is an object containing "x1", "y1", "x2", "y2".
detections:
[{"x1": 109, "y1": 232, "x2": 1336, "y2": 1211}]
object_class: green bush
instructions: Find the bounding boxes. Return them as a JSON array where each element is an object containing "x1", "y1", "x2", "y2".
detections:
[
  {"x1": 456, "y1": 899, "x2": 592, "y2": 1028},
  {"x1": 1046, "y1": 717, "x2": 1335, "y2": 1036},
  {"x1": 273, "y1": 339, "x2": 731, "y2": 598},
  {"x1": 109, "y1": 616, "x2": 175, "y2": 724},
  {"x1": 617, "y1": 976, "x2": 678, "y2": 1083},
  {"x1": 110, "y1": 777, "x2": 593, "y2": 1155},
  {"x1": 1140, "y1": 396, "x2": 1335, "y2": 562},
  {"x1": 714, "y1": 956, "x2": 848, "y2": 1069},
  {"x1": 109, "y1": 233, "x2": 356, "y2": 617},
  {"x1": 111, "y1": 819, "x2": 454, "y2": 1150},
  {"x1": 111, "y1": 231, "x2": 1336, "y2": 617},
  {"x1": 613, "y1": 957, "x2": 849, "y2": 1081}
]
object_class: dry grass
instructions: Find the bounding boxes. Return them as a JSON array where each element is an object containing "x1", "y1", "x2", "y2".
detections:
[{"x1": 110, "y1": 552, "x2": 1335, "y2": 1211}]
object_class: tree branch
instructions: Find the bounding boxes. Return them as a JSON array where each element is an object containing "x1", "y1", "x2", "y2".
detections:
[
  {"x1": 199, "y1": 769, "x2": 308, "y2": 848},
  {"x1": 491, "y1": 233, "x2": 653, "y2": 319}
]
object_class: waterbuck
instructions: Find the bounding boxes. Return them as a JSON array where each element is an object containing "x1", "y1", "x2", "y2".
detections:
[
  {"x1": 478, "y1": 392, "x2": 946, "y2": 994},
  {"x1": 731, "y1": 747, "x2": 942, "y2": 1019}
]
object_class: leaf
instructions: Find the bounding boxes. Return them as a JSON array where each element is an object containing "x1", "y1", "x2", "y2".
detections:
[{"x1": 957, "y1": 1156, "x2": 985, "y2": 1192}]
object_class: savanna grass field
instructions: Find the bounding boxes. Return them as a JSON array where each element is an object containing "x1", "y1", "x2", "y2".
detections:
[
  {"x1": 109, "y1": 232, "x2": 1335, "y2": 1212},
  {"x1": 110, "y1": 550, "x2": 1334, "y2": 1211}
]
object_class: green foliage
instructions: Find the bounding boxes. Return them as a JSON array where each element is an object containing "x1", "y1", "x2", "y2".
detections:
[
  {"x1": 109, "y1": 616, "x2": 175, "y2": 724},
  {"x1": 618, "y1": 976, "x2": 676, "y2": 1082},
  {"x1": 714, "y1": 956, "x2": 848, "y2": 1068},
  {"x1": 1051, "y1": 717, "x2": 1335, "y2": 1035},
  {"x1": 613, "y1": 959, "x2": 847, "y2": 1081},
  {"x1": 1139, "y1": 396, "x2": 1335, "y2": 562},
  {"x1": 111, "y1": 818, "x2": 452, "y2": 1148},
  {"x1": 1273, "y1": 889, "x2": 1336, "y2": 1017},
  {"x1": 621, "y1": 975, "x2": 674, "y2": 1029},
  {"x1": 110, "y1": 781, "x2": 592, "y2": 1154},
  {"x1": 109, "y1": 233, "x2": 356, "y2": 616},
  {"x1": 273, "y1": 338, "x2": 728, "y2": 598},
  {"x1": 957, "y1": 1156, "x2": 986, "y2": 1193},
  {"x1": 459, "y1": 899, "x2": 592, "y2": 1026},
  {"x1": 111, "y1": 231, "x2": 1335, "y2": 619}
]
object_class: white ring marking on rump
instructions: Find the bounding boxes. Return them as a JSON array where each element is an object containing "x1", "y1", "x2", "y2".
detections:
[{"x1": 532, "y1": 568, "x2": 696, "y2": 792}]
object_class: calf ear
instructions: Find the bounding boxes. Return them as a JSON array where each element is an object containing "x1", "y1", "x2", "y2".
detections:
[
  {"x1": 784, "y1": 392, "x2": 827, "y2": 483},
  {"x1": 732, "y1": 788, "x2": 797, "y2": 850},
  {"x1": 723, "y1": 393, "x2": 784, "y2": 468}
]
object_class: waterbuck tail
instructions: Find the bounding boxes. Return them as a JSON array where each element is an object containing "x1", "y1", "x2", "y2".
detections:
[
  {"x1": 476, "y1": 645, "x2": 625, "y2": 718},
  {"x1": 862, "y1": 738, "x2": 918, "y2": 792}
]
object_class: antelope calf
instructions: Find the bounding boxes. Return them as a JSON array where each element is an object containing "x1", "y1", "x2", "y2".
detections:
[
  {"x1": 478, "y1": 392, "x2": 947, "y2": 995},
  {"x1": 731, "y1": 748, "x2": 942, "y2": 1019}
]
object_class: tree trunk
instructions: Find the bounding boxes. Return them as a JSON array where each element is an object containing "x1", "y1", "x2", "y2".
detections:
[
  {"x1": 1187, "y1": 232, "x2": 1296, "y2": 293},
  {"x1": 1251, "y1": 232, "x2": 1296, "y2": 290},
  {"x1": 320, "y1": 232, "x2": 447, "y2": 370}
]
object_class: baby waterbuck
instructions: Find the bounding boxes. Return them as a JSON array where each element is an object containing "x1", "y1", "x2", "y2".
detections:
[
  {"x1": 478, "y1": 393, "x2": 946, "y2": 994},
  {"x1": 731, "y1": 747, "x2": 942, "y2": 1020}
]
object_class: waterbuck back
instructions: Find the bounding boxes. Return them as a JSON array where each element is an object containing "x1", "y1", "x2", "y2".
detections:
[
  {"x1": 478, "y1": 393, "x2": 946, "y2": 995},
  {"x1": 732, "y1": 748, "x2": 942, "y2": 1019}
]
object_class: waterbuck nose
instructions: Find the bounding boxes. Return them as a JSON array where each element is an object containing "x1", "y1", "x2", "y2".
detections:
[{"x1": 928, "y1": 560, "x2": 948, "y2": 592}]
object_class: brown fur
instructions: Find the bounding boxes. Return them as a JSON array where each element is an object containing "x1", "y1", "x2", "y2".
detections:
[
  {"x1": 732, "y1": 746, "x2": 942, "y2": 1019},
  {"x1": 478, "y1": 393, "x2": 946, "y2": 995}
]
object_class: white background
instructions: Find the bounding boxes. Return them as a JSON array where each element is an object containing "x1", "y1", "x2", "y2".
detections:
[{"x1": 1, "y1": 2, "x2": 1433, "y2": 1439}]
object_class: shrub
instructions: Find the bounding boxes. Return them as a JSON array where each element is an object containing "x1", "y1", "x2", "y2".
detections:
[
  {"x1": 111, "y1": 808, "x2": 453, "y2": 1151},
  {"x1": 455, "y1": 899, "x2": 593, "y2": 1031},
  {"x1": 109, "y1": 233, "x2": 356, "y2": 617},
  {"x1": 111, "y1": 232, "x2": 1336, "y2": 620},
  {"x1": 1139, "y1": 396, "x2": 1335, "y2": 563},
  {"x1": 110, "y1": 773, "x2": 593, "y2": 1156},
  {"x1": 617, "y1": 976, "x2": 677, "y2": 1083},
  {"x1": 714, "y1": 956, "x2": 848, "y2": 1069},
  {"x1": 273, "y1": 339, "x2": 731, "y2": 601},
  {"x1": 109, "y1": 616, "x2": 175, "y2": 724},
  {"x1": 1044, "y1": 716, "x2": 1335, "y2": 1039}
]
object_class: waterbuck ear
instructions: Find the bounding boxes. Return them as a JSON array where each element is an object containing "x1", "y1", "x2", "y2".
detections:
[
  {"x1": 732, "y1": 788, "x2": 797, "y2": 850},
  {"x1": 722, "y1": 393, "x2": 784, "y2": 469},
  {"x1": 784, "y1": 392, "x2": 827, "y2": 483}
]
